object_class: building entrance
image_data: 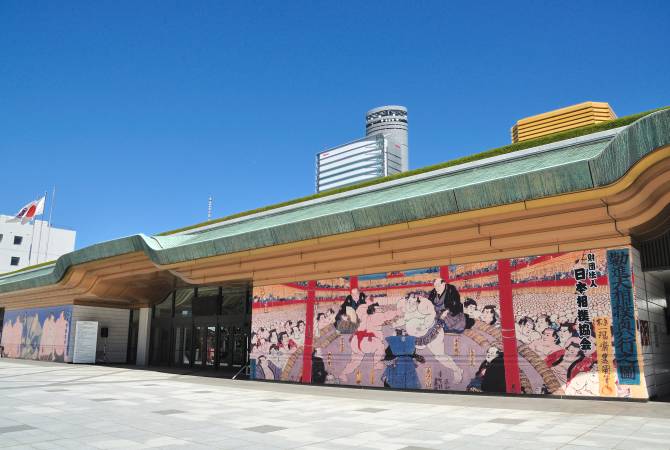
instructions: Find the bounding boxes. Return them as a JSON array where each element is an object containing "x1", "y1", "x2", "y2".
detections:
[
  {"x1": 149, "y1": 283, "x2": 251, "y2": 375},
  {"x1": 218, "y1": 323, "x2": 248, "y2": 370}
]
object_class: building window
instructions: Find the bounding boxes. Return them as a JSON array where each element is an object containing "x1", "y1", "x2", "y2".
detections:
[
  {"x1": 10, "y1": 256, "x2": 20, "y2": 266},
  {"x1": 13, "y1": 236, "x2": 23, "y2": 245}
]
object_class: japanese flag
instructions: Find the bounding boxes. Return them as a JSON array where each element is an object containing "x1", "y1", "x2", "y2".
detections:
[{"x1": 11, "y1": 196, "x2": 46, "y2": 224}]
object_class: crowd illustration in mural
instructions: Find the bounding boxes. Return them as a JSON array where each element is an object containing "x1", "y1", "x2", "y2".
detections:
[
  {"x1": 1, "y1": 306, "x2": 72, "y2": 362},
  {"x1": 250, "y1": 248, "x2": 646, "y2": 398}
]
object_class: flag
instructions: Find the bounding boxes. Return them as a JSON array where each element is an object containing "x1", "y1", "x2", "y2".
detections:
[{"x1": 10, "y1": 197, "x2": 46, "y2": 224}]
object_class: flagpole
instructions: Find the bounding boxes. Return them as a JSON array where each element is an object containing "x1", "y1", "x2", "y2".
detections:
[
  {"x1": 28, "y1": 195, "x2": 39, "y2": 266},
  {"x1": 35, "y1": 190, "x2": 48, "y2": 264},
  {"x1": 44, "y1": 186, "x2": 56, "y2": 262}
]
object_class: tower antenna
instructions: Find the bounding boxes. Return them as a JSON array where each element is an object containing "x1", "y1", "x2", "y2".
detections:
[{"x1": 207, "y1": 195, "x2": 213, "y2": 220}]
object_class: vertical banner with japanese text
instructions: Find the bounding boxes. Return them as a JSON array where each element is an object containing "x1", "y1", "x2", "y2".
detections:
[
  {"x1": 594, "y1": 317, "x2": 616, "y2": 396},
  {"x1": 606, "y1": 249, "x2": 640, "y2": 385}
]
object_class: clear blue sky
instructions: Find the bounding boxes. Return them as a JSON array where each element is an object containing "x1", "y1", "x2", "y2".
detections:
[{"x1": 2, "y1": 1, "x2": 669, "y2": 249}]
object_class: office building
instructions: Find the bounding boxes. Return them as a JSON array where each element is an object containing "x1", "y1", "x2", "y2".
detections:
[
  {"x1": 316, "y1": 106, "x2": 408, "y2": 192},
  {"x1": 316, "y1": 135, "x2": 392, "y2": 192},
  {"x1": 511, "y1": 101, "x2": 617, "y2": 143},
  {"x1": 366, "y1": 105, "x2": 409, "y2": 171},
  {"x1": 0, "y1": 216, "x2": 76, "y2": 273}
]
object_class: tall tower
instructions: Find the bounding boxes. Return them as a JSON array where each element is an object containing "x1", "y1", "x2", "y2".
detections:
[{"x1": 365, "y1": 105, "x2": 408, "y2": 172}]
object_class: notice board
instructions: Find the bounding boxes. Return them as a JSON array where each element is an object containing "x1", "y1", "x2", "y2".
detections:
[{"x1": 73, "y1": 321, "x2": 98, "y2": 364}]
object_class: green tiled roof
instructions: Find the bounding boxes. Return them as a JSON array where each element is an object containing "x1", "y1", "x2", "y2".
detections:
[{"x1": 1, "y1": 108, "x2": 669, "y2": 294}]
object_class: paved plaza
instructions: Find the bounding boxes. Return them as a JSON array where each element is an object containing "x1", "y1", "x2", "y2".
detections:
[{"x1": 1, "y1": 360, "x2": 670, "y2": 449}]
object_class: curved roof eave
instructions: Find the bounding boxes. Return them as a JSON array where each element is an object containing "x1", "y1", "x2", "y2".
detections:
[{"x1": 1, "y1": 109, "x2": 669, "y2": 295}]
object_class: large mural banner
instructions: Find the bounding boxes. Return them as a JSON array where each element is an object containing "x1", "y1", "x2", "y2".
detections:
[
  {"x1": 0, "y1": 305, "x2": 72, "y2": 362},
  {"x1": 250, "y1": 247, "x2": 647, "y2": 398}
]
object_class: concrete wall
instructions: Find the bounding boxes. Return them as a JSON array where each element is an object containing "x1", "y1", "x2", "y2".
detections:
[
  {"x1": 68, "y1": 305, "x2": 130, "y2": 364},
  {"x1": 632, "y1": 247, "x2": 670, "y2": 398}
]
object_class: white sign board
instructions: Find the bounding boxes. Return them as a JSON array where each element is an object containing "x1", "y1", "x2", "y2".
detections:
[{"x1": 73, "y1": 321, "x2": 98, "y2": 364}]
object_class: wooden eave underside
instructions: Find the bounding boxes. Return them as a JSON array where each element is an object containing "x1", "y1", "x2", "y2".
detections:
[{"x1": 2, "y1": 145, "x2": 669, "y2": 311}]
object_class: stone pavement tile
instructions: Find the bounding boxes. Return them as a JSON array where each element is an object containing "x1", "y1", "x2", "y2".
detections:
[
  {"x1": 374, "y1": 435, "x2": 451, "y2": 450},
  {"x1": 0, "y1": 418, "x2": 22, "y2": 428},
  {"x1": 0, "y1": 437, "x2": 21, "y2": 448},
  {"x1": 15, "y1": 405, "x2": 62, "y2": 415},
  {"x1": 0, "y1": 425, "x2": 36, "y2": 434},
  {"x1": 161, "y1": 426, "x2": 237, "y2": 443},
  {"x1": 295, "y1": 444, "x2": 369, "y2": 450},
  {"x1": 637, "y1": 421, "x2": 670, "y2": 436},
  {"x1": 615, "y1": 435, "x2": 670, "y2": 449},
  {"x1": 8, "y1": 429, "x2": 64, "y2": 445},
  {"x1": 488, "y1": 418, "x2": 526, "y2": 425},
  {"x1": 565, "y1": 431, "x2": 627, "y2": 448},
  {"x1": 397, "y1": 446, "x2": 441, "y2": 450},
  {"x1": 560, "y1": 446, "x2": 611, "y2": 450},
  {"x1": 45, "y1": 435, "x2": 121, "y2": 450},
  {"x1": 505, "y1": 440, "x2": 564, "y2": 450},
  {"x1": 459, "y1": 422, "x2": 506, "y2": 437},
  {"x1": 151, "y1": 410, "x2": 186, "y2": 416},
  {"x1": 268, "y1": 427, "x2": 336, "y2": 445},
  {"x1": 232, "y1": 432, "x2": 301, "y2": 449},
  {"x1": 355, "y1": 407, "x2": 387, "y2": 413},
  {"x1": 53, "y1": 425, "x2": 108, "y2": 439},
  {"x1": 86, "y1": 437, "x2": 149, "y2": 449},
  {"x1": 30, "y1": 442, "x2": 68, "y2": 450},
  {"x1": 133, "y1": 436, "x2": 190, "y2": 448},
  {"x1": 542, "y1": 423, "x2": 599, "y2": 434},
  {"x1": 535, "y1": 433, "x2": 577, "y2": 444},
  {"x1": 243, "y1": 424, "x2": 286, "y2": 434},
  {"x1": 191, "y1": 437, "x2": 256, "y2": 449},
  {"x1": 83, "y1": 420, "x2": 137, "y2": 434},
  {"x1": 592, "y1": 420, "x2": 644, "y2": 434},
  {"x1": 350, "y1": 440, "x2": 410, "y2": 450}
]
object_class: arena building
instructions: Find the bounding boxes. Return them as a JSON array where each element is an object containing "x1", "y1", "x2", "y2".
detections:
[{"x1": 1, "y1": 106, "x2": 670, "y2": 401}]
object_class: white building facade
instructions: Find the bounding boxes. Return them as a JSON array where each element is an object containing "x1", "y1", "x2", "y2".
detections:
[
  {"x1": 315, "y1": 105, "x2": 408, "y2": 192},
  {"x1": 0, "y1": 215, "x2": 76, "y2": 273}
]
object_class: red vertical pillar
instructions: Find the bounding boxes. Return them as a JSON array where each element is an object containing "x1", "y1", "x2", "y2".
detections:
[
  {"x1": 350, "y1": 276, "x2": 358, "y2": 290},
  {"x1": 497, "y1": 258, "x2": 522, "y2": 394},
  {"x1": 301, "y1": 280, "x2": 316, "y2": 383},
  {"x1": 440, "y1": 265, "x2": 450, "y2": 282}
]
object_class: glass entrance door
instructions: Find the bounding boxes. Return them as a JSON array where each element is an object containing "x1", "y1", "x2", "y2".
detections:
[
  {"x1": 218, "y1": 326, "x2": 231, "y2": 369},
  {"x1": 193, "y1": 326, "x2": 204, "y2": 366},
  {"x1": 231, "y1": 327, "x2": 248, "y2": 368},
  {"x1": 150, "y1": 324, "x2": 171, "y2": 366},
  {"x1": 218, "y1": 320, "x2": 249, "y2": 372},
  {"x1": 205, "y1": 326, "x2": 216, "y2": 367},
  {"x1": 173, "y1": 326, "x2": 192, "y2": 366},
  {"x1": 192, "y1": 324, "x2": 217, "y2": 368}
]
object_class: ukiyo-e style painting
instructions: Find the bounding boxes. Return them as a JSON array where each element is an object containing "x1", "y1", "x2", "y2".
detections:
[
  {"x1": 250, "y1": 247, "x2": 647, "y2": 399},
  {"x1": 1, "y1": 305, "x2": 72, "y2": 362}
]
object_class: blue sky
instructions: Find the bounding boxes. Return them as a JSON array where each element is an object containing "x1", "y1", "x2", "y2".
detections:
[{"x1": 1, "y1": 1, "x2": 669, "y2": 249}]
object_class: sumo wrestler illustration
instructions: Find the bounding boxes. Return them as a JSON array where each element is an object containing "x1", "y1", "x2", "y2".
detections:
[{"x1": 394, "y1": 294, "x2": 463, "y2": 384}]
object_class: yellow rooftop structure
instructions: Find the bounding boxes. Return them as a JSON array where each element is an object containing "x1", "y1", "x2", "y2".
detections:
[{"x1": 511, "y1": 101, "x2": 617, "y2": 143}]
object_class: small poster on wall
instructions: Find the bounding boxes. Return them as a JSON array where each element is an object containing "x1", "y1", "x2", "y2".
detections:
[{"x1": 73, "y1": 321, "x2": 98, "y2": 364}]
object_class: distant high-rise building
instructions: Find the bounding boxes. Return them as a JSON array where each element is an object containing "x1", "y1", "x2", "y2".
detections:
[
  {"x1": 511, "y1": 101, "x2": 616, "y2": 143},
  {"x1": 315, "y1": 105, "x2": 408, "y2": 192},
  {"x1": 366, "y1": 105, "x2": 408, "y2": 172}
]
